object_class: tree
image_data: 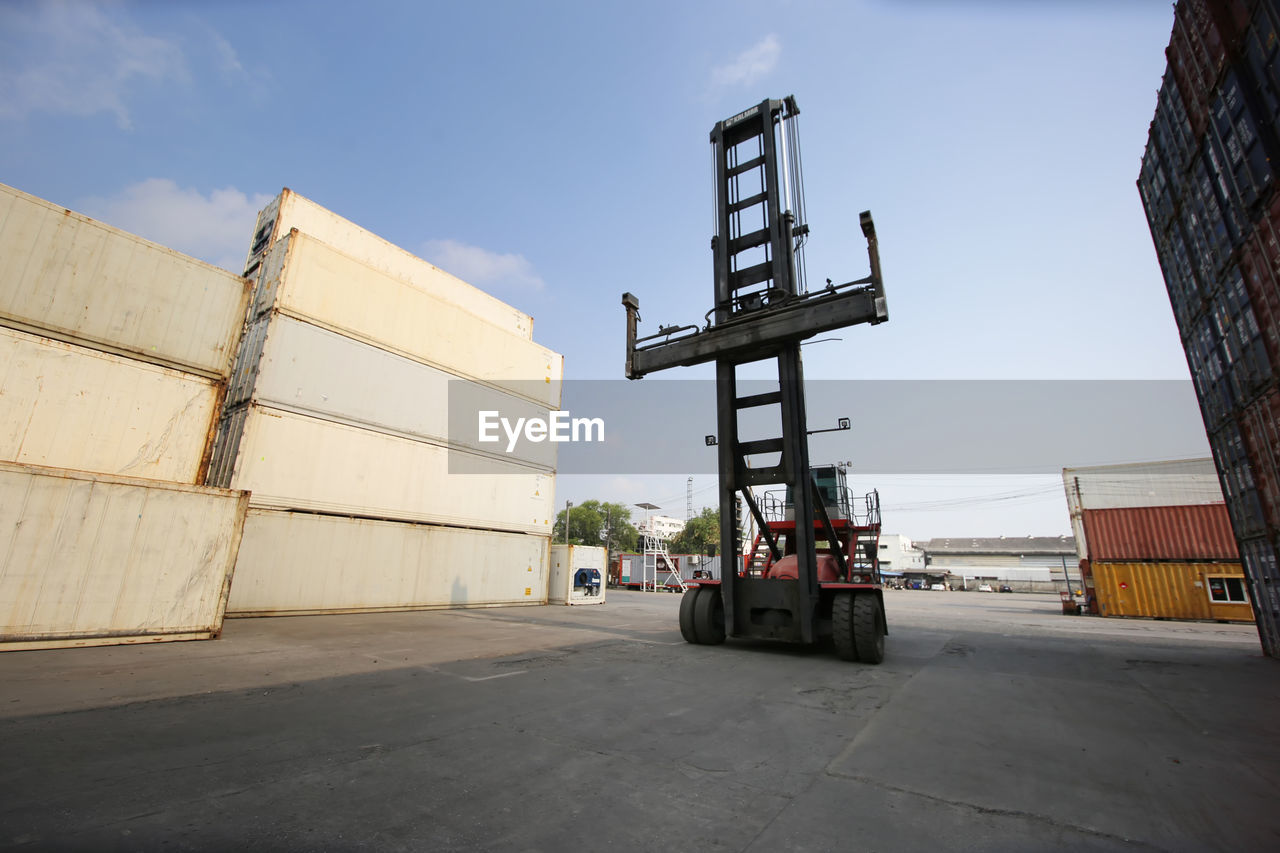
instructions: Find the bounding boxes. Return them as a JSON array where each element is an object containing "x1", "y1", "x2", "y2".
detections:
[
  {"x1": 553, "y1": 500, "x2": 638, "y2": 552},
  {"x1": 670, "y1": 506, "x2": 719, "y2": 555}
]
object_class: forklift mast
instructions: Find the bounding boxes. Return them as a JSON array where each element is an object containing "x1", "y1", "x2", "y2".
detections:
[{"x1": 622, "y1": 96, "x2": 886, "y2": 646}]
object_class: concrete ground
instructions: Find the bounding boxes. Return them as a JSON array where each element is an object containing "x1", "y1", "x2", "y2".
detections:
[{"x1": 0, "y1": 589, "x2": 1277, "y2": 852}]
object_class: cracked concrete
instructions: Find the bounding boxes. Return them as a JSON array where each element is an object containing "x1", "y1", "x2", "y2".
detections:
[{"x1": 0, "y1": 589, "x2": 1275, "y2": 851}]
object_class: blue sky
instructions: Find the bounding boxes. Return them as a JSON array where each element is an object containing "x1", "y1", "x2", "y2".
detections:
[{"x1": 0, "y1": 0, "x2": 1208, "y2": 539}]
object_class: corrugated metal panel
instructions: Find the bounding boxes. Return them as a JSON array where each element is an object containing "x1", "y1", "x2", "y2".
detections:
[
  {"x1": 226, "y1": 403, "x2": 555, "y2": 535},
  {"x1": 1063, "y1": 459, "x2": 1226, "y2": 513},
  {"x1": 1091, "y1": 560, "x2": 1254, "y2": 623},
  {"x1": 245, "y1": 189, "x2": 533, "y2": 340},
  {"x1": 232, "y1": 313, "x2": 557, "y2": 468},
  {"x1": 224, "y1": 312, "x2": 272, "y2": 409},
  {"x1": 1239, "y1": 536, "x2": 1280, "y2": 655},
  {"x1": 0, "y1": 461, "x2": 249, "y2": 650},
  {"x1": 0, "y1": 326, "x2": 221, "y2": 483},
  {"x1": 226, "y1": 509, "x2": 549, "y2": 615},
  {"x1": 260, "y1": 231, "x2": 562, "y2": 409},
  {"x1": 0, "y1": 182, "x2": 251, "y2": 379},
  {"x1": 549, "y1": 544, "x2": 607, "y2": 605},
  {"x1": 1081, "y1": 505, "x2": 1238, "y2": 562},
  {"x1": 206, "y1": 405, "x2": 249, "y2": 490}
]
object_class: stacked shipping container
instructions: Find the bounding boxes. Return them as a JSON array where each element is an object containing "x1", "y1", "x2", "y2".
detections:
[
  {"x1": 1139, "y1": 0, "x2": 1280, "y2": 654},
  {"x1": 0, "y1": 183, "x2": 252, "y2": 648},
  {"x1": 1064, "y1": 461, "x2": 1254, "y2": 623},
  {"x1": 211, "y1": 190, "x2": 563, "y2": 615}
]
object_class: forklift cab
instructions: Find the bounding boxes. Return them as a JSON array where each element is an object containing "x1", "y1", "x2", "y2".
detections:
[{"x1": 783, "y1": 465, "x2": 848, "y2": 523}]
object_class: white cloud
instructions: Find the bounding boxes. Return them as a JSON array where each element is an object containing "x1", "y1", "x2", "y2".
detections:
[
  {"x1": 710, "y1": 34, "x2": 781, "y2": 89},
  {"x1": 0, "y1": 0, "x2": 186, "y2": 129},
  {"x1": 77, "y1": 179, "x2": 272, "y2": 273},
  {"x1": 423, "y1": 238, "x2": 545, "y2": 293}
]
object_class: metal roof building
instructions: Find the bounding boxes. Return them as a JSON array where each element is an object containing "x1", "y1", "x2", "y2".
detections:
[{"x1": 920, "y1": 536, "x2": 1078, "y2": 592}]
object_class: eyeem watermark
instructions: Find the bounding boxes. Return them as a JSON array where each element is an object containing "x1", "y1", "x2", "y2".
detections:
[{"x1": 478, "y1": 410, "x2": 605, "y2": 453}]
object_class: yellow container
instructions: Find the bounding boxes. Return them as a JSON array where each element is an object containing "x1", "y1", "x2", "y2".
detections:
[{"x1": 1091, "y1": 561, "x2": 1255, "y2": 623}]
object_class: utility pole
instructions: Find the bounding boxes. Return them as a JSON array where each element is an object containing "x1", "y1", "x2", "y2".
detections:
[
  {"x1": 687, "y1": 477, "x2": 693, "y2": 522},
  {"x1": 564, "y1": 500, "x2": 573, "y2": 546}
]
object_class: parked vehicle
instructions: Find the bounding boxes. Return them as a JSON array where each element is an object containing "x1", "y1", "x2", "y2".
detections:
[
  {"x1": 978, "y1": 584, "x2": 993, "y2": 592},
  {"x1": 1000, "y1": 585, "x2": 1014, "y2": 593}
]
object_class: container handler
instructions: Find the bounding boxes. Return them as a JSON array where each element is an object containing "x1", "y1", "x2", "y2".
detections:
[{"x1": 621, "y1": 96, "x2": 889, "y2": 661}]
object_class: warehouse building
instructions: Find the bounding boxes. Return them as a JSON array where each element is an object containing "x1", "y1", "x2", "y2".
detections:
[
  {"x1": 637, "y1": 515, "x2": 686, "y2": 541},
  {"x1": 1137, "y1": 0, "x2": 1280, "y2": 653},
  {"x1": 920, "y1": 536, "x2": 1078, "y2": 593},
  {"x1": 1065, "y1": 460, "x2": 1253, "y2": 622},
  {"x1": 876, "y1": 534, "x2": 925, "y2": 580}
]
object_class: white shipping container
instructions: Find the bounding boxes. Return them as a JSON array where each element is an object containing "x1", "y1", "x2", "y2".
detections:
[
  {"x1": 227, "y1": 508, "x2": 549, "y2": 615},
  {"x1": 243, "y1": 189, "x2": 533, "y2": 340},
  {"x1": 253, "y1": 231, "x2": 562, "y2": 409},
  {"x1": 0, "y1": 326, "x2": 221, "y2": 483},
  {"x1": 224, "y1": 313, "x2": 557, "y2": 469},
  {"x1": 0, "y1": 182, "x2": 251, "y2": 378},
  {"x1": 0, "y1": 461, "x2": 249, "y2": 650},
  {"x1": 224, "y1": 404, "x2": 555, "y2": 535},
  {"x1": 549, "y1": 545, "x2": 607, "y2": 605},
  {"x1": 1063, "y1": 459, "x2": 1225, "y2": 514}
]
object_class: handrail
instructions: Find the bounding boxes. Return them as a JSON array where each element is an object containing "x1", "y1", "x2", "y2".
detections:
[{"x1": 759, "y1": 486, "x2": 881, "y2": 527}]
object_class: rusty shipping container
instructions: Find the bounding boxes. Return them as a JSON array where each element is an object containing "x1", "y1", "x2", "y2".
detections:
[
  {"x1": 0, "y1": 461, "x2": 249, "y2": 651},
  {"x1": 0, "y1": 326, "x2": 223, "y2": 483},
  {"x1": 0, "y1": 182, "x2": 251, "y2": 379},
  {"x1": 1089, "y1": 561, "x2": 1254, "y2": 623},
  {"x1": 1080, "y1": 505, "x2": 1239, "y2": 562}
]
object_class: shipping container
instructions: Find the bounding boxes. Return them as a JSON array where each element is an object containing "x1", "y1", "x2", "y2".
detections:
[
  {"x1": 0, "y1": 182, "x2": 251, "y2": 379},
  {"x1": 1063, "y1": 459, "x2": 1225, "y2": 512},
  {"x1": 1241, "y1": 225, "x2": 1280, "y2": 372},
  {"x1": 1080, "y1": 505, "x2": 1238, "y2": 562},
  {"x1": 242, "y1": 188, "x2": 533, "y2": 340},
  {"x1": 1242, "y1": 0, "x2": 1280, "y2": 126},
  {"x1": 1208, "y1": 69, "x2": 1274, "y2": 216},
  {"x1": 220, "y1": 313, "x2": 556, "y2": 469},
  {"x1": 1208, "y1": 419, "x2": 1268, "y2": 538},
  {"x1": 214, "y1": 403, "x2": 555, "y2": 535},
  {"x1": 549, "y1": 545, "x2": 607, "y2": 605},
  {"x1": 1143, "y1": 1, "x2": 1280, "y2": 656},
  {"x1": 1238, "y1": 534, "x2": 1280, "y2": 653},
  {"x1": 0, "y1": 326, "x2": 222, "y2": 483},
  {"x1": 1238, "y1": 386, "x2": 1280, "y2": 529},
  {"x1": 226, "y1": 509, "x2": 549, "y2": 615},
  {"x1": 0, "y1": 461, "x2": 249, "y2": 650},
  {"x1": 249, "y1": 230, "x2": 561, "y2": 409},
  {"x1": 1089, "y1": 560, "x2": 1254, "y2": 623}
]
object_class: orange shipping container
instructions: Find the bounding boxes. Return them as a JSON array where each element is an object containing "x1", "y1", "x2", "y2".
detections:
[
  {"x1": 1081, "y1": 505, "x2": 1238, "y2": 562},
  {"x1": 1091, "y1": 561, "x2": 1254, "y2": 623}
]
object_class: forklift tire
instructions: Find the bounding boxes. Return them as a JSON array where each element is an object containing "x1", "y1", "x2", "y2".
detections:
[
  {"x1": 693, "y1": 585, "x2": 726, "y2": 645},
  {"x1": 852, "y1": 593, "x2": 886, "y2": 664},
  {"x1": 679, "y1": 587, "x2": 702, "y2": 644},
  {"x1": 832, "y1": 592, "x2": 857, "y2": 661}
]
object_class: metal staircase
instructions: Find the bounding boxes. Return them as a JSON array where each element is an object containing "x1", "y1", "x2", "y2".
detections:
[{"x1": 642, "y1": 533, "x2": 686, "y2": 593}]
